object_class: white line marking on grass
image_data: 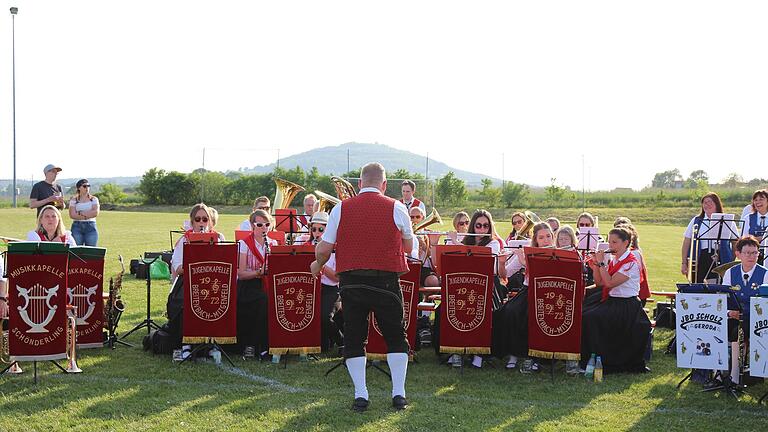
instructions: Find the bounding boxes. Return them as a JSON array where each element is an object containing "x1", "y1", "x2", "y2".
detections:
[{"x1": 217, "y1": 364, "x2": 303, "y2": 393}]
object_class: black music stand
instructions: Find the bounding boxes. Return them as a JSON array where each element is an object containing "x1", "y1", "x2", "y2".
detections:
[
  {"x1": 674, "y1": 284, "x2": 744, "y2": 399},
  {"x1": 694, "y1": 215, "x2": 742, "y2": 282},
  {"x1": 273, "y1": 209, "x2": 311, "y2": 245},
  {"x1": 577, "y1": 228, "x2": 602, "y2": 253},
  {"x1": 121, "y1": 256, "x2": 163, "y2": 340}
]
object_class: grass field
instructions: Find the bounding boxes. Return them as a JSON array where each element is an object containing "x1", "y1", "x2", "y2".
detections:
[{"x1": 0, "y1": 208, "x2": 767, "y2": 431}]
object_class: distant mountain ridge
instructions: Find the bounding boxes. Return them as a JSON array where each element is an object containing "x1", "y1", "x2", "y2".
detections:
[{"x1": 241, "y1": 142, "x2": 499, "y2": 185}]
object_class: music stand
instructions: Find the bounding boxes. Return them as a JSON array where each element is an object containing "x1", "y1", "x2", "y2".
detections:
[
  {"x1": 274, "y1": 209, "x2": 310, "y2": 245},
  {"x1": 695, "y1": 215, "x2": 742, "y2": 282},
  {"x1": 121, "y1": 256, "x2": 163, "y2": 340},
  {"x1": 577, "y1": 227, "x2": 602, "y2": 253},
  {"x1": 674, "y1": 284, "x2": 744, "y2": 399}
]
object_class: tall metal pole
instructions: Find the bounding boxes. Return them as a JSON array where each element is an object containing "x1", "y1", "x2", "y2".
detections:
[{"x1": 10, "y1": 7, "x2": 18, "y2": 208}]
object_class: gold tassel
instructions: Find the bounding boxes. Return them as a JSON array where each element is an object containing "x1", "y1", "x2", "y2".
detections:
[
  {"x1": 528, "y1": 349, "x2": 580, "y2": 361},
  {"x1": 212, "y1": 337, "x2": 237, "y2": 345},
  {"x1": 269, "y1": 348, "x2": 289, "y2": 355},
  {"x1": 182, "y1": 337, "x2": 209, "y2": 344},
  {"x1": 366, "y1": 353, "x2": 388, "y2": 361},
  {"x1": 440, "y1": 346, "x2": 490, "y2": 355}
]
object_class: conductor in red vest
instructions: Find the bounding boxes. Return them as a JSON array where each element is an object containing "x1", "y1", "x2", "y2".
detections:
[{"x1": 311, "y1": 162, "x2": 414, "y2": 412}]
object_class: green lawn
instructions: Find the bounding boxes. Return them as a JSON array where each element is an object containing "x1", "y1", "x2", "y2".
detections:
[{"x1": 0, "y1": 208, "x2": 766, "y2": 431}]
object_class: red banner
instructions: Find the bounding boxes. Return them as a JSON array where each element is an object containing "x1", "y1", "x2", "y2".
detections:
[
  {"x1": 67, "y1": 249, "x2": 106, "y2": 348},
  {"x1": 7, "y1": 246, "x2": 69, "y2": 361},
  {"x1": 366, "y1": 262, "x2": 421, "y2": 360},
  {"x1": 265, "y1": 252, "x2": 321, "y2": 355},
  {"x1": 182, "y1": 243, "x2": 238, "y2": 344},
  {"x1": 439, "y1": 253, "x2": 494, "y2": 354},
  {"x1": 526, "y1": 247, "x2": 584, "y2": 360}
]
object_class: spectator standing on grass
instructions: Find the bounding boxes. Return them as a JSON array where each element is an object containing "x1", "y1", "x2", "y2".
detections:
[
  {"x1": 30, "y1": 164, "x2": 66, "y2": 216},
  {"x1": 68, "y1": 179, "x2": 100, "y2": 246}
]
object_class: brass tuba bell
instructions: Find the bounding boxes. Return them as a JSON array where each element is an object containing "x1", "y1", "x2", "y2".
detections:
[
  {"x1": 513, "y1": 211, "x2": 541, "y2": 240},
  {"x1": 414, "y1": 208, "x2": 443, "y2": 232},
  {"x1": 331, "y1": 176, "x2": 357, "y2": 200},
  {"x1": 315, "y1": 190, "x2": 341, "y2": 214},
  {"x1": 274, "y1": 178, "x2": 306, "y2": 210}
]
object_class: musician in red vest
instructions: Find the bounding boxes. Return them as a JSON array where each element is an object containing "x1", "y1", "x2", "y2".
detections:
[
  {"x1": 311, "y1": 162, "x2": 414, "y2": 412},
  {"x1": 400, "y1": 180, "x2": 426, "y2": 214}
]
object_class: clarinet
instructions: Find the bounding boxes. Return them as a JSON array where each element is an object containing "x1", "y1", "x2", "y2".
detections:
[{"x1": 262, "y1": 232, "x2": 270, "y2": 276}]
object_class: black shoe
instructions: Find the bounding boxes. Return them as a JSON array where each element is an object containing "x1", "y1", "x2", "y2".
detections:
[
  {"x1": 352, "y1": 397, "x2": 369, "y2": 413},
  {"x1": 392, "y1": 395, "x2": 408, "y2": 410}
]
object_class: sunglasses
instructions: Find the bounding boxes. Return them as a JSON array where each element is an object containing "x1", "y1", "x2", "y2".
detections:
[
  {"x1": 475, "y1": 223, "x2": 490, "y2": 229},
  {"x1": 257, "y1": 206, "x2": 271, "y2": 211},
  {"x1": 254, "y1": 222, "x2": 271, "y2": 228},
  {"x1": 194, "y1": 217, "x2": 209, "y2": 223},
  {"x1": 81, "y1": 184, "x2": 91, "y2": 188},
  {"x1": 457, "y1": 221, "x2": 469, "y2": 226},
  {"x1": 578, "y1": 223, "x2": 591, "y2": 227},
  {"x1": 311, "y1": 227, "x2": 325, "y2": 233}
]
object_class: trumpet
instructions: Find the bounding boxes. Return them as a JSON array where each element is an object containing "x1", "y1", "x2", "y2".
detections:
[{"x1": 65, "y1": 305, "x2": 82, "y2": 373}]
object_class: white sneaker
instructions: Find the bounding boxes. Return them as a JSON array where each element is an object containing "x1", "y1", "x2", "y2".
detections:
[
  {"x1": 471, "y1": 355, "x2": 483, "y2": 368},
  {"x1": 506, "y1": 355, "x2": 518, "y2": 369},
  {"x1": 447, "y1": 354, "x2": 460, "y2": 365}
]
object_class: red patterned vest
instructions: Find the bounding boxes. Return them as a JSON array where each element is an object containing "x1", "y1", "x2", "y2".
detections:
[{"x1": 336, "y1": 192, "x2": 408, "y2": 273}]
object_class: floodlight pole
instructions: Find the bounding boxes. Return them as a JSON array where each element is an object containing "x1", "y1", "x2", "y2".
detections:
[{"x1": 10, "y1": 7, "x2": 18, "y2": 208}]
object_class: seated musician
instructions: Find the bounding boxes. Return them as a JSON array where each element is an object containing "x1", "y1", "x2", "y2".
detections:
[
  {"x1": 26, "y1": 205, "x2": 77, "y2": 246},
  {"x1": 614, "y1": 222, "x2": 651, "y2": 306},
  {"x1": 304, "y1": 212, "x2": 343, "y2": 352},
  {"x1": 239, "y1": 196, "x2": 271, "y2": 231},
  {"x1": 236, "y1": 209, "x2": 278, "y2": 360},
  {"x1": 556, "y1": 225, "x2": 578, "y2": 250},
  {"x1": 720, "y1": 236, "x2": 767, "y2": 384},
  {"x1": 741, "y1": 190, "x2": 768, "y2": 265},
  {"x1": 546, "y1": 217, "x2": 561, "y2": 233},
  {"x1": 410, "y1": 207, "x2": 440, "y2": 288},
  {"x1": 167, "y1": 203, "x2": 226, "y2": 358},
  {"x1": 681, "y1": 192, "x2": 734, "y2": 283},
  {"x1": 445, "y1": 209, "x2": 506, "y2": 368},
  {"x1": 506, "y1": 212, "x2": 528, "y2": 242},
  {"x1": 497, "y1": 222, "x2": 554, "y2": 373},
  {"x1": 297, "y1": 194, "x2": 318, "y2": 233},
  {"x1": 445, "y1": 211, "x2": 470, "y2": 245},
  {"x1": 740, "y1": 190, "x2": 766, "y2": 227},
  {"x1": 581, "y1": 226, "x2": 651, "y2": 374}
]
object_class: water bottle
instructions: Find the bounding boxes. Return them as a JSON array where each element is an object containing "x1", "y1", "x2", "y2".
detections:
[
  {"x1": 594, "y1": 356, "x2": 603, "y2": 383},
  {"x1": 585, "y1": 353, "x2": 596, "y2": 379}
]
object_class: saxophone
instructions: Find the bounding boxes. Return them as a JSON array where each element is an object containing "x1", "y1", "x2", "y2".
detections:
[{"x1": 104, "y1": 255, "x2": 126, "y2": 336}]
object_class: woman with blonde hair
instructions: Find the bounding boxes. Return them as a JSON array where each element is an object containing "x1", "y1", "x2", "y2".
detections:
[{"x1": 27, "y1": 205, "x2": 77, "y2": 246}]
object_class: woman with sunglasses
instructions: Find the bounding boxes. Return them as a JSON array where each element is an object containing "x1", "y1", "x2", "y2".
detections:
[
  {"x1": 444, "y1": 211, "x2": 471, "y2": 245},
  {"x1": 506, "y1": 212, "x2": 528, "y2": 242},
  {"x1": 306, "y1": 212, "x2": 344, "y2": 352},
  {"x1": 446, "y1": 210, "x2": 507, "y2": 368},
  {"x1": 166, "y1": 203, "x2": 226, "y2": 359},
  {"x1": 68, "y1": 179, "x2": 100, "y2": 246},
  {"x1": 236, "y1": 209, "x2": 279, "y2": 360},
  {"x1": 580, "y1": 226, "x2": 651, "y2": 374},
  {"x1": 496, "y1": 222, "x2": 554, "y2": 373},
  {"x1": 410, "y1": 207, "x2": 440, "y2": 289}
]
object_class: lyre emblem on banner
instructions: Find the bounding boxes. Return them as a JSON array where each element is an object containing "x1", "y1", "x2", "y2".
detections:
[
  {"x1": 67, "y1": 284, "x2": 97, "y2": 325},
  {"x1": 16, "y1": 283, "x2": 60, "y2": 333},
  {"x1": 373, "y1": 279, "x2": 415, "y2": 335},
  {"x1": 189, "y1": 261, "x2": 232, "y2": 322},
  {"x1": 445, "y1": 272, "x2": 488, "y2": 332},
  {"x1": 273, "y1": 272, "x2": 316, "y2": 332},
  {"x1": 533, "y1": 276, "x2": 576, "y2": 336}
]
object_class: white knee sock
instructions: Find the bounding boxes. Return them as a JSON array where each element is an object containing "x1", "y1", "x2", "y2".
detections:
[
  {"x1": 387, "y1": 352, "x2": 408, "y2": 398},
  {"x1": 345, "y1": 356, "x2": 368, "y2": 400}
]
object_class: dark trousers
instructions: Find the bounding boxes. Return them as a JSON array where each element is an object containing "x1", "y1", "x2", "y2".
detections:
[
  {"x1": 321, "y1": 283, "x2": 343, "y2": 351},
  {"x1": 237, "y1": 278, "x2": 269, "y2": 353},
  {"x1": 339, "y1": 273, "x2": 409, "y2": 359}
]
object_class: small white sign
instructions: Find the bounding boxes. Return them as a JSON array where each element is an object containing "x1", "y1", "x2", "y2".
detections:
[
  {"x1": 676, "y1": 293, "x2": 729, "y2": 371},
  {"x1": 749, "y1": 297, "x2": 768, "y2": 378}
]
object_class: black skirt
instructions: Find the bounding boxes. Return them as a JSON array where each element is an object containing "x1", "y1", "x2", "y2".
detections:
[
  {"x1": 491, "y1": 286, "x2": 529, "y2": 358},
  {"x1": 580, "y1": 292, "x2": 650, "y2": 373}
]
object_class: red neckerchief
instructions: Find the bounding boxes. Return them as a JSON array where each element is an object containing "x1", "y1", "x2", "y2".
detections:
[
  {"x1": 242, "y1": 233, "x2": 265, "y2": 271},
  {"x1": 38, "y1": 230, "x2": 67, "y2": 243},
  {"x1": 601, "y1": 251, "x2": 637, "y2": 302}
]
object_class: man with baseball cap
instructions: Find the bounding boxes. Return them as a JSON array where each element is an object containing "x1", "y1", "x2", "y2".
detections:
[{"x1": 30, "y1": 164, "x2": 65, "y2": 215}]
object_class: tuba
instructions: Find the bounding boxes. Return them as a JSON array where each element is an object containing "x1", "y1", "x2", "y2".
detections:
[
  {"x1": 274, "y1": 178, "x2": 305, "y2": 210},
  {"x1": 513, "y1": 211, "x2": 541, "y2": 240},
  {"x1": 315, "y1": 190, "x2": 341, "y2": 214},
  {"x1": 331, "y1": 176, "x2": 357, "y2": 200}
]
